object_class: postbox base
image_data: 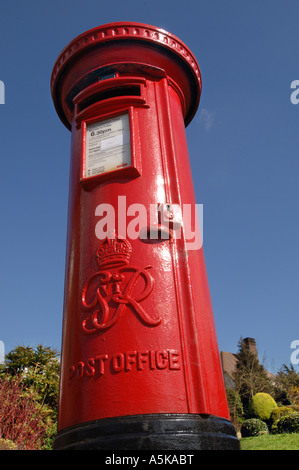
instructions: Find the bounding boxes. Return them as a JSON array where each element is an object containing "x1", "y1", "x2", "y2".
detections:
[{"x1": 53, "y1": 413, "x2": 239, "y2": 450}]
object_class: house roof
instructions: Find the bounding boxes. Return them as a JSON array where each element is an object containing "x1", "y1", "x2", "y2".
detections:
[
  {"x1": 220, "y1": 350, "x2": 276, "y2": 382},
  {"x1": 220, "y1": 351, "x2": 238, "y2": 379}
]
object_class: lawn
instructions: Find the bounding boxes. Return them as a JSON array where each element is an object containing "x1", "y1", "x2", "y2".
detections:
[{"x1": 240, "y1": 433, "x2": 299, "y2": 450}]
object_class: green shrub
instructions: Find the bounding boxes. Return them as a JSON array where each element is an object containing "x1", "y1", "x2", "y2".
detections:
[
  {"x1": 248, "y1": 393, "x2": 278, "y2": 421},
  {"x1": 241, "y1": 418, "x2": 269, "y2": 437},
  {"x1": 226, "y1": 388, "x2": 243, "y2": 425},
  {"x1": 276, "y1": 412, "x2": 299, "y2": 434},
  {"x1": 270, "y1": 405, "x2": 299, "y2": 433},
  {"x1": 0, "y1": 439, "x2": 18, "y2": 450}
]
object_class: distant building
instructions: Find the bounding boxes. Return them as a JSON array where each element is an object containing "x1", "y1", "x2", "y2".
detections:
[{"x1": 220, "y1": 337, "x2": 275, "y2": 389}]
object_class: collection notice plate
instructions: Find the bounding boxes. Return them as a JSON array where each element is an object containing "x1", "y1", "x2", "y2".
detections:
[{"x1": 85, "y1": 113, "x2": 131, "y2": 178}]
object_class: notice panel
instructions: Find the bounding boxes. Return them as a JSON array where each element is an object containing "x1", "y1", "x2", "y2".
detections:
[{"x1": 85, "y1": 113, "x2": 131, "y2": 178}]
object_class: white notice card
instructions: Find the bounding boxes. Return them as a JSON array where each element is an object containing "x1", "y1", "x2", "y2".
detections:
[{"x1": 85, "y1": 113, "x2": 131, "y2": 178}]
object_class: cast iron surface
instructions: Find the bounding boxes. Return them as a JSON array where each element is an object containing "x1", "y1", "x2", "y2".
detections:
[{"x1": 53, "y1": 413, "x2": 240, "y2": 450}]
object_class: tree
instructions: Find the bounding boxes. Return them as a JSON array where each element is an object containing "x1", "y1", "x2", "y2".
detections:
[
  {"x1": 1, "y1": 345, "x2": 60, "y2": 449},
  {"x1": 226, "y1": 388, "x2": 243, "y2": 426},
  {"x1": 275, "y1": 364, "x2": 299, "y2": 405},
  {"x1": 233, "y1": 337, "x2": 274, "y2": 413},
  {"x1": 276, "y1": 364, "x2": 299, "y2": 389},
  {"x1": 4, "y1": 345, "x2": 60, "y2": 414}
]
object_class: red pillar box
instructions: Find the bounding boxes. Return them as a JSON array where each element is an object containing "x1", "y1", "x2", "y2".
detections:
[{"x1": 51, "y1": 22, "x2": 239, "y2": 450}]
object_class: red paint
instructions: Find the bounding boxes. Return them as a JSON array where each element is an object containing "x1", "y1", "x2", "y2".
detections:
[{"x1": 51, "y1": 22, "x2": 230, "y2": 433}]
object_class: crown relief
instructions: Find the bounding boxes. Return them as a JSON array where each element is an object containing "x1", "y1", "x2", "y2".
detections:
[{"x1": 96, "y1": 237, "x2": 132, "y2": 269}]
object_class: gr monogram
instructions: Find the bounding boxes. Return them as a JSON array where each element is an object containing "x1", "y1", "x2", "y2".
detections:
[{"x1": 81, "y1": 237, "x2": 161, "y2": 333}]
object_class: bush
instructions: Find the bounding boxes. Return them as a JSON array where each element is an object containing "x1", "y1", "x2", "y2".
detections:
[
  {"x1": 274, "y1": 389, "x2": 292, "y2": 405},
  {"x1": 276, "y1": 412, "x2": 299, "y2": 434},
  {"x1": 248, "y1": 393, "x2": 278, "y2": 421},
  {"x1": 241, "y1": 418, "x2": 269, "y2": 437},
  {"x1": 0, "y1": 375, "x2": 49, "y2": 449},
  {"x1": 0, "y1": 438, "x2": 18, "y2": 450},
  {"x1": 270, "y1": 405, "x2": 299, "y2": 433},
  {"x1": 226, "y1": 388, "x2": 243, "y2": 425},
  {"x1": 289, "y1": 386, "x2": 299, "y2": 405}
]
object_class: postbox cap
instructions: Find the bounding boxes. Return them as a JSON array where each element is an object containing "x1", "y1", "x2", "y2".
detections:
[{"x1": 51, "y1": 21, "x2": 202, "y2": 129}]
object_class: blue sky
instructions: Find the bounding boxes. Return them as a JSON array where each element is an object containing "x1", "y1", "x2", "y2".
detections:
[{"x1": 0, "y1": 0, "x2": 298, "y2": 374}]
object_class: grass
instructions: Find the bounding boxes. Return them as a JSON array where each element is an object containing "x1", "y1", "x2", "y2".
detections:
[{"x1": 240, "y1": 433, "x2": 299, "y2": 450}]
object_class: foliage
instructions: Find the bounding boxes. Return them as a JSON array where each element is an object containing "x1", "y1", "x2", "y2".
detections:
[
  {"x1": 3, "y1": 345, "x2": 60, "y2": 415},
  {"x1": 275, "y1": 364, "x2": 299, "y2": 406},
  {"x1": 276, "y1": 364, "x2": 299, "y2": 389},
  {"x1": 1, "y1": 345, "x2": 60, "y2": 449},
  {"x1": 5, "y1": 344, "x2": 59, "y2": 373},
  {"x1": 0, "y1": 374, "x2": 49, "y2": 449},
  {"x1": 270, "y1": 405, "x2": 299, "y2": 433},
  {"x1": 0, "y1": 438, "x2": 19, "y2": 450},
  {"x1": 233, "y1": 337, "x2": 275, "y2": 412},
  {"x1": 276, "y1": 412, "x2": 299, "y2": 434},
  {"x1": 240, "y1": 418, "x2": 269, "y2": 437},
  {"x1": 289, "y1": 386, "x2": 299, "y2": 405},
  {"x1": 247, "y1": 392, "x2": 278, "y2": 422},
  {"x1": 273, "y1": 388, "x2": 292, "y2": 406},
  {"x1": 240, "y1": 433, "x2": 299, "y2": 450},
  {"x1": 226, "y1": 388, "x2": 243, "y2": 425}
]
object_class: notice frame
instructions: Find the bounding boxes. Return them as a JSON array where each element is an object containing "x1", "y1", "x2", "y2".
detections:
[{"x1": 81, "y1": 107, "x2": 141, "y2": 184}]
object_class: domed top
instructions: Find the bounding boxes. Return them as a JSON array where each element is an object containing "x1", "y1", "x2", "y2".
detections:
[{"x1": 51, "y1": 22, "x2": 202, "y2": 128}]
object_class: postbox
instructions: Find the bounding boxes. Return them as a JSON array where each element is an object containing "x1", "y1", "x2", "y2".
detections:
[{"x1": 51, "y1": 22, "x2": 239, "y2": 450}]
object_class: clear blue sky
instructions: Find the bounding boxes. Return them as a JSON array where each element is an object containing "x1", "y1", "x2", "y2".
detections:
[{"x1": 0, "y1": 0, "x2": 298, "y2": 374}]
